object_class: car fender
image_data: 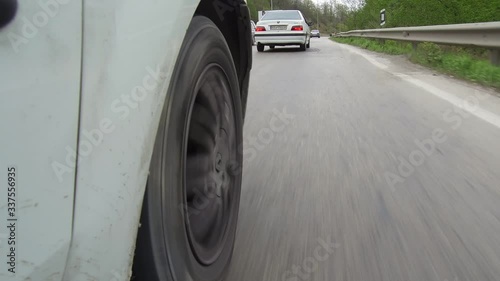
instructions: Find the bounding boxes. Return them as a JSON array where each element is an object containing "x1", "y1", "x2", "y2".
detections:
[
  {"x1": 0, "y1": 1, "x2": 82, "y2": 280},
  {"x1": 62, "y1": 0, "x2": 201, "y2": 280}
]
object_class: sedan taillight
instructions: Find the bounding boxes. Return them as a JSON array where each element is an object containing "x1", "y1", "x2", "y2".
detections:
[
  {"x1": 291, "y1": 25, "x2": 303, "y2": 31},
  {"x1": 255, "y1": 26, "x2": 266, "y2": 32}
]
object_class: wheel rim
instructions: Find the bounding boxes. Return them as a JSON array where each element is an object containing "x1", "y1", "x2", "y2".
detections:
[{"x1": 183, "y1": 64, "x2": 237, "y2": 265}]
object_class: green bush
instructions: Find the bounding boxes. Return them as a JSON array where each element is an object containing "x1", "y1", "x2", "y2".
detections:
[
  {"x1": 441, "y1": 54, "x2": 472, "y2": 72},
  {"x1": 418, "y1": 43, "x2": 444, "y2": 64}
]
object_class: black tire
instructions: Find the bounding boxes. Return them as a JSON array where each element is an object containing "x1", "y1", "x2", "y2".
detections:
[
  {"x1": 133, "y1": 15, "x2": 243, "y2": 281},
  {"x1": 306, "y1": 41, "x2": 310, "y2": 48},
  {"x1": 257, "y1": 43, "x2": 264, "y2": 52},
  {"x1": 300, "y1": 43, "x2": 306, "y2": 51}
]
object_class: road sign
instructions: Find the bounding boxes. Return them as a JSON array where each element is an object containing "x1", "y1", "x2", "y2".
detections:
[{"x1": 380, "y1": 9, "x2": 386, "y2": 26}]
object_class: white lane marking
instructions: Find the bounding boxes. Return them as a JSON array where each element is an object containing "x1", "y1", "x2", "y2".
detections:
[
  {"x1": 353, "y1": 50, "x2": 388, "y2": 70},
  {"x1": 396, "y1": 74, "x2": 500, "y2": 129},
  {"x1": 336, "y1": 43, "x2": 388, "y2": 70},
  {"x1": 335, "y1": 42, "x2": 500, "y2": 129}
]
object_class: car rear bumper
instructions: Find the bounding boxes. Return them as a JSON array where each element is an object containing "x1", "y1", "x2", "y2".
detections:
[{"x1": 255, "y1": 33, "x2": 307, "y2": 45}]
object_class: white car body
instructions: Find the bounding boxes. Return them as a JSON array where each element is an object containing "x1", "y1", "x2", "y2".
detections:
[
  {"x1": 251, "y1": 20, "x2": 256, "y2": 44},
  {"x1": 0, "y1": 0, "x2": 250, "y2": 280},
  {"x1": 255, "y1": 10, "x2": 311, "y2": 46}
]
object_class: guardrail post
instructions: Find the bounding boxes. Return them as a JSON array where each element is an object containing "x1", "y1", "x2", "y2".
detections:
[{"x1": 491, "y1": 49, "x2": 500, "y2": 66}]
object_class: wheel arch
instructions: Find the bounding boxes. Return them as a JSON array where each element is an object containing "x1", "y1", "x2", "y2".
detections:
[{"x1": 195, "y1": 0, "x2": 252, "y2": 118}]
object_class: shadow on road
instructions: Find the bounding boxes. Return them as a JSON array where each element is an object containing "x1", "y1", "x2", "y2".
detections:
[{"x1": 259, "y1": 47, "x2": 303, "y2": 53}]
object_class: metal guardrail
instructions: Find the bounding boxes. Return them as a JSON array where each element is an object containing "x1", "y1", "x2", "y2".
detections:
[{"x1": 336, "y1": 21, "x2": 500, "y2": 65}]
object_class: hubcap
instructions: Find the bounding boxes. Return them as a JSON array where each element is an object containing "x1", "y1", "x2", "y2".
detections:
[{"x1": 184, "y1": 64, "x2": 237, "y2": 265}]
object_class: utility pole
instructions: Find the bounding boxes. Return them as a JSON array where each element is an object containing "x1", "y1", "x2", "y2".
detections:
[
  {"x1": 315, "y1": 0, "x2": 320, "y2": 29},
  {"x1": 271, "y1": 0, "x2": 273, "y2": 10},
  {"x1": 317, "y1": 10, "x2": 319, "y2": 28}
]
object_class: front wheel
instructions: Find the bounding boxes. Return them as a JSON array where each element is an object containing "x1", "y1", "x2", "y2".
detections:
[{"x1": 133, "y1": 15, "x2": 243, "y2": 281}]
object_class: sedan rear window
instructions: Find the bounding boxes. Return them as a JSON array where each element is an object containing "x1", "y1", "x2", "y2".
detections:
[{"x1": 261, "y1": 11, "x2": 302, "y2": 20}]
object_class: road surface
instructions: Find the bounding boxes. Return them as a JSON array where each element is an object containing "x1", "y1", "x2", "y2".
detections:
[{"x1": 227, "y1": 38, "x2": 500, "y2": 281}]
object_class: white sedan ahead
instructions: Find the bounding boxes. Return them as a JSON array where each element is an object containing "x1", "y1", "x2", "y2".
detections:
[{"x1": 255, "y1": 10, "x2": 312, "y2": 52}]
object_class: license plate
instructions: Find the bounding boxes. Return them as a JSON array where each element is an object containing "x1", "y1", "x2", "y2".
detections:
[{"x1": 270, "y1": 25, "x2": 287, "y2": 31}]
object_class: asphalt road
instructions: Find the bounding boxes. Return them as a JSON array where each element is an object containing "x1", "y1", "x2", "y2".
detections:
[{"x1": 226, "y1": 38, "x2": 500, "y2": 281}]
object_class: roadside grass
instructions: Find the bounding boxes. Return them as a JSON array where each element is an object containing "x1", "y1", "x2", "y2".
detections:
[{"x1": 332, "y1": 37, "x2": 500, "y2": 89}]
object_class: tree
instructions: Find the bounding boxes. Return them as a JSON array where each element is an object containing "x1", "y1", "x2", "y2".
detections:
[{"x1": 246, "y1": 0, "x2": 500, "y2": 32}]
